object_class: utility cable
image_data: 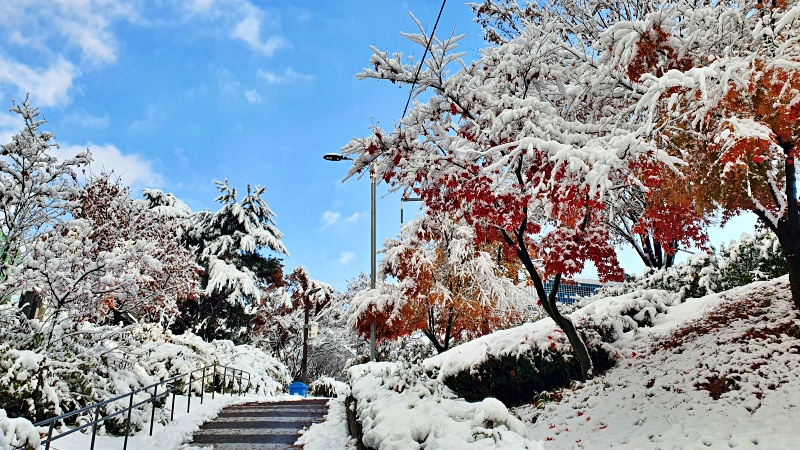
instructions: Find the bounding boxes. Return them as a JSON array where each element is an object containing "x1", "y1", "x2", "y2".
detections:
[{"x1": 401, "y1": 0, "x2": 447, "y2": 120}]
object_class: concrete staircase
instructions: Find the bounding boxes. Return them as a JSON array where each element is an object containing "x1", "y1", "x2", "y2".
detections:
[{"x1": 189, "y1": 399, "x2": 329, "y2": 449}]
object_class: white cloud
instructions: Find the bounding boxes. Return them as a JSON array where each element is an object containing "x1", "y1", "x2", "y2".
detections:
[
  {"x1": 257, "y1": 67, "x2": 314, "y2": 84},
  {"x1": 58, "y1": 20, "x2": 118, "y2": 66},
  {"x1": 244, "y1": 89, "x2": 262, "y2": 104},
  {"x1": 60, "y1": 143, "x2": 164, "y2": 189},
  {"x1": 1, "y1": 0, "x2": 138, "y2": 67},
  {"x1": 321, "y1": 211, "x2": 341, "y2": 228},
  {"x1": 63, "y1": 110, "x2": 110, "y2": 129},
  {"x1": 338, "y1": 251, "x2": 356, "y2": 266},
  {"x1": 184, "y1": 0, "x2": 218, "y2": 16},
  {"x1": 129, "y1": 105, "x2": 166, "y2": 134},
  {"x1": 231, "y1": 10, "x2": 286, "y2": 56},
  {"x1": 344, "y1": 212, "x2": 366, "y2": 224},
  {"x1": 0, "y1": 58, "x2": 76, "y2": 107}
]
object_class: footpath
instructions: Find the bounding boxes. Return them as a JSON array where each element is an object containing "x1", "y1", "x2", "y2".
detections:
[{"x1": 189, "y1": 399, "x2": 329, "y2": 449}]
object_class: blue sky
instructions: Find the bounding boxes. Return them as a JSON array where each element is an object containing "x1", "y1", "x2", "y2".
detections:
[{"x1": 0, "y1": 0, "x2": 755, "y2": 291}]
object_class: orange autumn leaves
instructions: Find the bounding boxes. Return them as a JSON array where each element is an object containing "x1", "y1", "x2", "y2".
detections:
[{"x1": 352, "y1": 217, "x2": 529, "y2": 353}]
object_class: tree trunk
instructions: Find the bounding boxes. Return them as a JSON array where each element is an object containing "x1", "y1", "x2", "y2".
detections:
[
  {"x1": 775, "y1": 144, "x2": 800, "y2": 308},
  {"x1": 786, "y1": 253, "x2": 800, "y2": 310},
  {"x1": 547, "y1": 274, "x2": 594, "y2": 380},
  {"x1": 504, "y1": 229, "x2": 595, "y2": 381}
]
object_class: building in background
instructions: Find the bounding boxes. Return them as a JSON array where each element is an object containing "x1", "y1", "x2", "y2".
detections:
[{"x1": 539, "y1": 278, "x2": 603, "y2": 304}]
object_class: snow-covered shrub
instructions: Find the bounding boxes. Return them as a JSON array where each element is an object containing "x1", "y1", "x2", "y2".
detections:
[
  {"x1": 426, "y1": 289, "x2": 680, "y2": 406},
  {"x1": 632, "y1": 253, "x2": 722, "y2": 299},
  {"x1": 0, "y1": 346, "x2": 60, "y2": 422},
  {"x1": 347, "y1": 361, "x2": 541, "y2": 449},
  {"x1": 441, "y1": 335, "x2": 613, "y2": 407},
  {"x1": 309, "y1": 377, "x2": 350, "y2": 397},
  {"x1": 0, "y1": 320, "x2": 289, "y2": 434},
  {"x1": 0, "y1": 409, "x2": 39, "y2": 450},
  {"x1": 590, "y1": 231, "x2": 787, "y2": 303},
  {"x1": 718, "y1": 231, "x2": 787, "y2": 288}
]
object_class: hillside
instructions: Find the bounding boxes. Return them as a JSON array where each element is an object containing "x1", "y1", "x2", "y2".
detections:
[
  {"x1": 305, "y1": 276, "x2": 800, "y2": 449},
  {"x1": 515, "y1": 276, "x2": 799, "y2": 448}
]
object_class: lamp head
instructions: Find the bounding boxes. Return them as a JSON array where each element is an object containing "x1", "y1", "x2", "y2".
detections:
[{"x1": 323, "y1": 153, "x2": 352, "y2": 162}]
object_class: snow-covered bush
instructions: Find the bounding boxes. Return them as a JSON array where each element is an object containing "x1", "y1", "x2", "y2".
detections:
[
  {"x1": 0, "y1": 409, "x2": 39, "y2": 450},
  {"x1": 426, "y1": 290, "x2": 681, "y2": 406},
  {"x1": 347, "y1": 361, "x2": 541, "y2": 449},
  {"x1": 309, "y1": 377, "x2": 350, "y2": 398},
  {"x1": 591, "y1": 231, "x2": 787, "y2": 303},
  {"x1": 718, "y1": 231, "x2": 787, "y2": 288},
  {"x1": 0, "y1": 319, "x2": 289, "y2": 434}
]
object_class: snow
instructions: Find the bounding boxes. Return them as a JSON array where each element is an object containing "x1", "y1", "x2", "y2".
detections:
[
  {"x1": 3, "y1": 394, "x2": 306, "y2": 450},
  {"x1": 346, "y1": 362, "x2": 542, "y2": 449},
  {"x1": 305, "y1": 275, "x2": 798, "y2": 449},
  {"x1": 424, "y1": 288, "x2": 683, "y2": 380},
  {"x1": 515, "y1": 276, "x2": 798, "y2": 448},
  {"x1": 5, "y1": 277, "x2": 797, "y2": 450},
  {"x1": 295, "y1": 397, "x2": 354, "y2": 450}
]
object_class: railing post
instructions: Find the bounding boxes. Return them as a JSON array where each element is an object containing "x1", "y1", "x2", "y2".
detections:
[
  {"x1": 187, "y1": 373, "x2": 192, "y2": 413},
  {"x1": 222, "y1": 366, "x2": 227, "y2": 396},
  {"x1": 149, "y1": 385, "x2": 157, "y2": 436},
  {"x1": 90, "y1": 405, "x2": 101, "y2": 450},
  {"x1": 124, "y1": 392, "x2": 134, "y2": 450},
  {"x1": 170, "y1": 387, "x2": 176, "y2": 421},
  {"x1": 212, "y1": 364, "x2": 217, "y2": 400},
  {"x1": 45, "y1": 421, "x2": 55, "y2": 450},
  {"x1": 238, "y1": 370, "x2": 243, "y2": 396},
  {"x1": 201, "y1": 367, "x2": 206, "y2": 404}
]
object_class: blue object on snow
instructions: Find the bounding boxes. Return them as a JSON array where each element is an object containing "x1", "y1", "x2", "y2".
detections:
[{"x1": 289, "y1": 381, "x2": 309, "y2": 397}]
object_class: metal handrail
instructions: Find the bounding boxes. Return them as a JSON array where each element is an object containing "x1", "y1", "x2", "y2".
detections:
[{"x1": 24, "y1": 363, "x2": 250, "y2": 450}]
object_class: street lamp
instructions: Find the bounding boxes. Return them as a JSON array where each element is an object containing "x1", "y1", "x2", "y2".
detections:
[
  {"x1": 323, "y1": 153, "x2": 377, "y2": 362},
  {"x1": 301, "y1": 287, "x2": 322, "y2": 385}
]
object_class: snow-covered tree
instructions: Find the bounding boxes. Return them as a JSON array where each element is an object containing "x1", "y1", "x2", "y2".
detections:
[
  {"x1": 588, "y1": 0, "x2": 800, "y2": 307},
  {"x1": 189, "y1": 179, "x2": 288, "y2": 305},
  {"x1": 340, "y1": 10, "x2": 656, "y2": 379},
  {"x1": 171, "y1": 179, "x2": 288, "y2": 343},
  {"x1": 0, "y1": 99, "x2": 90, "y2": 299},
  {"x1": 472, "y1": 0, "x2": 715, "y2": 271},
  {"x1": 349, "y1": 209, "x2": 532, "y2": 353},
  {"x1": 70, "y1": 174, "x2": 201, "y2": 324},
  {"x1": 257, "y1": 266, "x2": 343, "y2": 381},
  {"x1": 19, "y1": 219, "x2": 141, "y2": 348}
]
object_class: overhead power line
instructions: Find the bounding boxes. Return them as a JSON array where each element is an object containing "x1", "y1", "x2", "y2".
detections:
[{"x1": 401, "y1": 0, "x2": 447, "y2": 120}]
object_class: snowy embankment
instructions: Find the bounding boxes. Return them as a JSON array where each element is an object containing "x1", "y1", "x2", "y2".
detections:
[
  {"x1": 343, "y1": 362, "x2": 541, "y2": 449},
  {"x1": 516, "y1": 276, "x2": 799, "y2": 448},
  {"x1": 424, "y1": 288, "x2": 685, "y2": 379},
  {"x1": 333, "y1": 276, "x2": 797, "y2": 449}
]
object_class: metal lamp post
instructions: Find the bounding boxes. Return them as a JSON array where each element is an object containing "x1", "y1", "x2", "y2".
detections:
[
  {"x1": 301, "y1": 287, "x2": 322, "y2": 385},
  {"x1": 323, "y1": 153, "x2": 377, "y2": 362}
]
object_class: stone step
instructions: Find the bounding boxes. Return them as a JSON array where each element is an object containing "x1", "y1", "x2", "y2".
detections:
[{"x1": 189, "y1": 399, "x2": 330, "y2": 449}]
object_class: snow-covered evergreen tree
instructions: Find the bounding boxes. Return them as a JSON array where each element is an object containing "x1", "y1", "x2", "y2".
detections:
[{"x1": 171, "y1": 179, "x2": 288, "y2": 343}]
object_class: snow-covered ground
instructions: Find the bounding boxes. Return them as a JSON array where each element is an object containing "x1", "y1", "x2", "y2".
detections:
[
  {"x1": 516, "y1": 276, "x2": 798, "y2": 448},
  {"x1": 312, "y1": 276, "x2": 798, "y2": 449},
  {"x1": 34, "y1": 394, "x2": 319, "y2": 450},
  {"x1": 7, "y1": 277, "x2": 795, "y2": 449}
]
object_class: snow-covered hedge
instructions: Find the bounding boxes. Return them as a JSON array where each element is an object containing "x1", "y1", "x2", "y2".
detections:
[
  {"x1": 0, "y1": 318, "x2": 290, "y2": 438},
  {"x1": 309, "y1": 376, "x2": 350, "y2": 397},
  {"x1": 424, "y1": 289, "x2": 681, "y2": 405},
  {"x1": 347, "y1": 361, "x2": 542, "y2": 449},
  {"x1": 0, "y1": 408, "x2": 38, "y2": 450}
]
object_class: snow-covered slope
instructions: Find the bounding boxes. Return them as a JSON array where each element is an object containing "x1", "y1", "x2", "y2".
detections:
[{"x1": 515, "y1": 276, "x2": 799, "y2": 448}]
